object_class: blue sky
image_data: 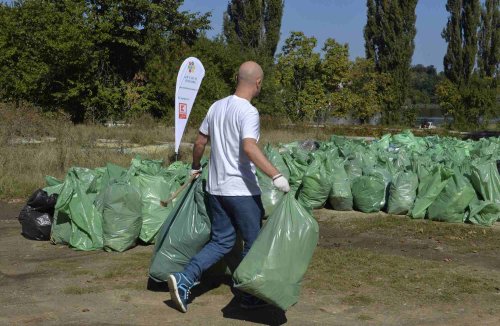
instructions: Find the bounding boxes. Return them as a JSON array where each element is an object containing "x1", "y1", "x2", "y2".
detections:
[{"x1": 180, "y1": 0, "x2": 449, "y2": 71}]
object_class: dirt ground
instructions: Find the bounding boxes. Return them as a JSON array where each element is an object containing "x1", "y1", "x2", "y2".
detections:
[{"x1": 1, "y1": 201, "x2": 500, "y2": 326}]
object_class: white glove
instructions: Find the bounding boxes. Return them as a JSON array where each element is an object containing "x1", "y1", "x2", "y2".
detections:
[
  {"x1": 272, "y1": 174, "x2": 290, "y2": 193},
  {"x1": 190, "y1": 166, "x2": 202, "y2": 178}
]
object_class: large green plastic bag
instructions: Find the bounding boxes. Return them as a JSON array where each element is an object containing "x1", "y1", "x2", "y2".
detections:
[
  {"x1": 131, "y1": 173, "x2": 181, "y2": 243},
  {"x1": 282, "y1": 152, "x2": 309, "y2": 189},
  {"x1": 233, "y1": 193, "x2": 319, "y2": 311},
  {"x1": 469, "y1": 159, "x2": 500, "y2": 205},
  {"x1": 43, "y1": 176, "x2": 64, "y2": 196},
  {"x1": 96, "y1": 182, "x2": 142, "y2": 252},
  {"x1": 258, "y1": 144, "x2": 290, "y2": 217},
  {"x1": 345, "y1": 158, "x2": 363, "y2": 182},
  {"x1": 148, "y1": 176, "x2": 210, "y2": 282},
  {"x1": 351, "y1": 175, "x2": 386, "y2": 213},
  {"x1": 467, "y1": 199, "x2": 500, "y2": 227},
  {"x1": 387, "y1": 171, "x2": 418, "y2": 215},
  {"x1": 410, "y1": 166, "x2": 453, "y2": 219},
  {"x1": 298, "y1": 155, "x2": 331, "y2": 209},
  {"x1": 51, "y1": 168, "x2": 104, "y2": 251},
  {"x1": 327, "y1": 157, "x2": 353, "y2": 211},
  {"x1": 428, "y1": 173, "x2": 476, "y2": 223}
]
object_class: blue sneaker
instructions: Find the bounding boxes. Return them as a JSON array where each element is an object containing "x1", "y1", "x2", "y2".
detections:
[
  {"x1": 167, "y1": 273, "x2": 195, "y2": 312},
  {"x1": 239, "y1": 293, "x2": 271, "y2": 310}
]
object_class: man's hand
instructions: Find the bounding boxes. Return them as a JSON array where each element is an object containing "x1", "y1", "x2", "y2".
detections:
[
  {"x1": 190, "y1": 166, "x2": 202, "y2": 179},
  {"x1": 272, "y1": 174, "x2": 290, "y2": 192}
]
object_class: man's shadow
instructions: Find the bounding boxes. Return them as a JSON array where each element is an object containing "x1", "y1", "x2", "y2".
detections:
[{"x1": 148, "y1": 275, "x2": 287, "y2": 325}]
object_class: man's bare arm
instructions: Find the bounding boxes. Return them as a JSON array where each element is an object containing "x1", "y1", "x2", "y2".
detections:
[
  {"x1": 192, "y1": 132, "x2": 209, "y2": 169},
  {"x1": 242, "y1": 138, "x2": 280, "y2": 178}
]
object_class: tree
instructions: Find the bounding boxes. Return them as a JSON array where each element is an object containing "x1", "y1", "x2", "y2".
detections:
[
  {"x1": 442, "y1": 0, "x2": 463, "y2": 84},
  {"x1": 349, "y1": 58, "x2": 393, "y2": 123},
  {"x1": 408, "y1": 65, "x2": 442, "y2": 104},
  {"x1": 478, "y1": 0, "x2": 500, "y2": 78},
  {"x1": 275, "y1": 32, "x2": 321, "y2": 121},
  {"x1": 0, "y1": 0, "x2": 210, "y2": 122},
  {"x1": 441, "y1": 0, "x2": 497, "y2": 128},
  {"x1": 443, "y1": 0, "x2": 481, "y2": 85},
  {"x1": 223, "y1": 0, "x2": 284, "y2": 58},
  {"x1": 363, "y1": 0, "x2": 418, "y2": 125},
  {"x1": 462, "y1": 0, "x2": 481, "y2": 83},
  {"x1": 319, "y1": 39, "x2": 354, "y2": 121}
]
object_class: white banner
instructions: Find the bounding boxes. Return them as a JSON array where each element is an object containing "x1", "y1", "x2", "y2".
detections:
[{"x1": 175, "y1": 57, "x2": 205, "y2": 154}]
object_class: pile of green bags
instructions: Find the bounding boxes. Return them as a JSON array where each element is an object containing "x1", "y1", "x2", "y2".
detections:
[
  {"x1": 257, "y1": 131, "x2": 499, "y2": 226},
  {"x1": 46, "y1": 157, "x2": 189, "y2": 251}
]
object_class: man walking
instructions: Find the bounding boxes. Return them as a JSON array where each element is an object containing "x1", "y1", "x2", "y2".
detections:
[{"x1": 168, "y1": 61, "x2": 290, "y2": 312}]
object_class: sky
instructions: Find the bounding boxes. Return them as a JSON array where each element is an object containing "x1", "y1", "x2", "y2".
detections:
[{"x1": 180, "y1": 0, "x2": 449, "y2": 71}]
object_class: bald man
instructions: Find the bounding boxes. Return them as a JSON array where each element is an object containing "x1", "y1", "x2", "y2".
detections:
[{"x1": 168, "y1": 61, "x2": 290, "y2": 312}]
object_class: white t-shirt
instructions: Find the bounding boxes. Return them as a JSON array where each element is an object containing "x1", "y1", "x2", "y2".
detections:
[{"x1": 199, "y1": 95, "x2": 261, "y2": 196}]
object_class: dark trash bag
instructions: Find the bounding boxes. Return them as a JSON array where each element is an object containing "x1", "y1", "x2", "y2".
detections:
[
  {"x1": 27, "y1": 189, "x2": 58, "y2": 214},
  {"x1": 18, "y1": 206, "x2": 53, "y2": 240},
  {"x1": 19, "y1": 189, "x2": 58, "y2": 240}
]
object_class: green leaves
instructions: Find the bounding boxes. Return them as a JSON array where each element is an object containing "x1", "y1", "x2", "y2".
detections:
[{"x1": 0, "y1": 0, "x2": 210, "y2": 122}]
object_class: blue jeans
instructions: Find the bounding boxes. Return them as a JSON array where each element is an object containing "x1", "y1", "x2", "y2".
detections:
[{"x1": 182, "y1": 194, "x2": 264, "y2": 283}]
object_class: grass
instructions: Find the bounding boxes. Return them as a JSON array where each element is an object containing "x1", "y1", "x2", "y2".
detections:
[
  {"x1": 63, "y1": 285, "x2": 104, "y2": 295},
  {"x1": 0, "y1": 102, "x2": 463, "y2": 200},
  {"x1": 316, "y1": 211, "x2": 500, "y2": 253},
  {"x1": 304, "y1": 247, "x2": 500, "y2": 306}
]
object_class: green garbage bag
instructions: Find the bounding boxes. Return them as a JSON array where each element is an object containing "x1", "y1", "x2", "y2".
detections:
[
  {"x1": 327, "y1": 157, "x2": 353, "y2": 211},
  {"x1": 282, "y1": 152, "x2": 308, "y2": 189},
  {"x1": 148, "y1": 176, "x2": 210, "y2": 282},
  {"x1": 410, "y1": 166, "x2": 453, "y2": 219},
  {"x1": 51, "y1": 168, "x2": 104, "y2": 251},
  {"x1": 387, "y1": 171, "x2": 418, "y2": 215},
  {"x1": 428, "y1": 173, "x2": 476, "y2": 223},
  {"x1": 351, "y1": 175, "x2": 386, "y2": 213},
  {"x1": 298, "y1": 155, "x2": 331, "y2": 209},
  {"x1": 88, "y1": 163, "x2": 126, "y2": 194},
  {"x1": 131, "y1": 173, "x2": 181, "y2": 243},
  {"x1": 258, "y1": 144, "x2": 290, "y2": 217},
  {"x1": 345, "y1": 158, "x2": 362, "y2": 182},
  {"x1": 95, "y1": 181, "x2": 142, "y2": 252},
  {"x1": 467, "y1": 199, "x2": 500, "y2": 227},
  {"x1": 469, "y1": 159, "x2": 500, "y2": 205},
  {"x1": 43, "y1": 176, "x2": 64, "y2": 196},
  {"x1": 233, "y1": 192, "x2": 319, "y2": 311}
]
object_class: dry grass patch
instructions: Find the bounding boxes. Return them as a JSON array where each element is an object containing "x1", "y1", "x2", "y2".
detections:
[
  {"x1": 317, "y1": 212, "x2": 500, "y2": 254},
  {"x1": 304, "y1": 247, "x2": 500, "y2": 306}
]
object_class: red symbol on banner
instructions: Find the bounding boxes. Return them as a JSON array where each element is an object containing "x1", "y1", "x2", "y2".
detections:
[{"x1": 179, "y1": 103, "x2": 187, "y2": 119}]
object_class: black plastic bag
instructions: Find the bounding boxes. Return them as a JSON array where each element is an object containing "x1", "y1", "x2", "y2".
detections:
[
  {"x1": 18, "y1": 205, "x2": 53, "y2": 240},
  {"x1": 19, "y1": 189, "x2": 58, "y2": 241},
  {"x1": 27, "y1": 189, "x2": 58, "y2": 214}
]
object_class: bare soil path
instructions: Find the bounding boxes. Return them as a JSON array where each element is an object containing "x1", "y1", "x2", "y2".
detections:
[{"x1": 1, "y1": 202, "x2": 499, "y2": 325}]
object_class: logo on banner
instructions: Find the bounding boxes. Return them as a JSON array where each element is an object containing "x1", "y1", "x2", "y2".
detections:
[
  {"x1": 179, "y1": 103, "x2": 187, "y2": 119},
  {"x1": 188, "y1": 61, "x2": 195, "y2": 73}
]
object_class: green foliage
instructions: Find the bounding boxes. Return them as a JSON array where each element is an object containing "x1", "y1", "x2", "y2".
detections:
[
  {"x1": 441, "y1": 0, "x2": 497, "y2": 129},
  {"x1": 462, "y1": 0, "x2": 481, "y2": 83},
  {"x1": 349, "y1": 58, "x2": 392, "y2": 123},
  {"x1": 442, "y1": 0, "x2": 463, "y2": 84},
  {"x1": 275, "y1": 32, "x2": 390, "y2": 124},
  {"x1": 436, "y1": 75, "x2": 498, "y2": 129},
  {"x1": 363, "y1": 0, "x2": 418, "y2": 125},
  {"x1": 223, "y1": 0, "x2": 284, "y2": 58},
  {"x1": 408, "y1": 65, "x2": 442, "y2": 104},
  {"x1": 443, "y1": 0, "x2": 481, "y2": 85},
  {"x1": 275, "y1": 32, "x2": 321, "y2": 121},
  {"x1": 478, "y1": 0, "x2": 500, "y2": 78},
  {"x1": 0, "y1": 0, "x2": 210, "y2": 122}
]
